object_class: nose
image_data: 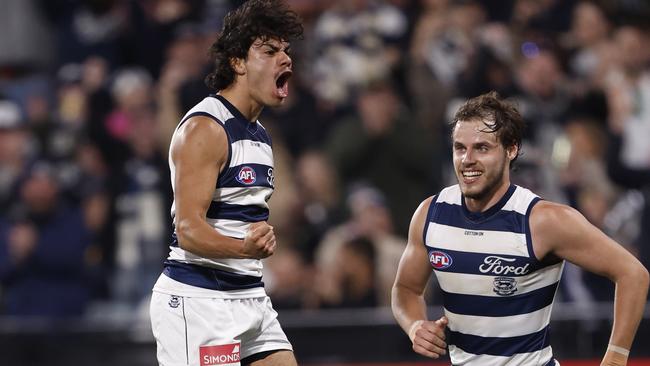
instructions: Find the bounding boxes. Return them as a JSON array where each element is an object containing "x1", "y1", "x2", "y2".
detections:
[
  {"x1": 462, "y1": 148, "x2": 475, "y2": 165},
  {"x1": 279, "y1": 51, "x2": 292, "y2": 68}
]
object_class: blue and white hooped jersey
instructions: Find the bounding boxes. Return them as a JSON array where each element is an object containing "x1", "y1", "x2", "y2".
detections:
[
  {"x1": 167, "y1": 94, "x2": 274, "y2": 278},
  {"x1": 424, "y1": 184, "x2": 563, "y2": 366}
]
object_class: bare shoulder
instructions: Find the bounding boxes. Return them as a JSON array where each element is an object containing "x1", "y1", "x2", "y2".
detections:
[
  {"x1": 529, "y1": 200, "x2": 593, "y2": 257},
  {"x1": 171, "y1": 116, "x2": 228, "y2": 162},
  {"x1": 412, "y1": 196, "x2": 436, "y2": 224},
  {"x1": 529, "y1": 200, "x2": 581, "y2": 231}
]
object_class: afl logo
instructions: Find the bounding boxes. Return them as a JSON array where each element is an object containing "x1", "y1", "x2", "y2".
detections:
[
  {"x1": 236, "y1": 166, "x2": 257, "y2": 185},
  {"x1": 429, "y1": 251, "x2": 452, "y2": 269}
]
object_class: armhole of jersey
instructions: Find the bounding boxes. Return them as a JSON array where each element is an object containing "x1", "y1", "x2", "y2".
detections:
[
  {"x1": 525, "y1": 197, "x2": 542, "y2": 262},
  {"x1": 178, "y1": 111, "x2": 232, "y2": 183},
  {"x1": 422, "y1": 195, "x2": 438, "y2": 247}
]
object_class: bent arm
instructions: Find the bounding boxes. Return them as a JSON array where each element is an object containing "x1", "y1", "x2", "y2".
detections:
[
  {"x1": 392, "y1": 197, "x2": 435, "y2": 337},
  {"x1": 531, "y1": 202, "x2": 649, "y2": 363},
  {"x1": 171, "y1": 116, "x2": 249, "y2": 259}
]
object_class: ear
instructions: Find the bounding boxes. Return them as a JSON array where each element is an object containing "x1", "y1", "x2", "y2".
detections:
[
  {"x1": 230, "y1": 57, "x2": 246, "y2": 75},
  {"x1": 506, "y1": 144, "x2": 518, "y2": 161}
]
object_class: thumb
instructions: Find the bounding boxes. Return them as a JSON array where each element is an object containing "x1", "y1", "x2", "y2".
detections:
[{"x1": 435, "y1": 316, "x2": 448, "y2": 327}]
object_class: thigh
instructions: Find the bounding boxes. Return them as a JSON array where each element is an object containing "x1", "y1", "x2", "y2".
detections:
[
  {"x1": 243, "y1": 350, "x2": 297, "y2": 366},
  {"x1": 239, "y1": 297, "x2": 292, "y2": 360}
]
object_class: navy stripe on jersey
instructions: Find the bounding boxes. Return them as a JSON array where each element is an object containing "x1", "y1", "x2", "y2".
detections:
[
  {"x1": 179, "y1": 111, "x2": 224, "y2": 128},
  {"x1": 206, "y1": 202, "x2": 269, "y2": 221},
  {"x1": 525, "y1": 197, "x2": 542, "y2": 260},
  {"x1": 442, "y1": 282, "x2": 558, "y2": 317},
  {"x1": 221, "y1": 117, "x2": 272, "y2": 145},
  {"x1": 163, "y1": 260, "x2": 264, "y2": 290},
  {"x1": 422, "y1": 195, "x2": 438, "y2": 244},
  {"x1": 449, "y1": 325, "x2": 551, "y2": 357},
  {"x1": 435, "y1": 202, "x2": 526, "y2": 233},
  {"x1": 219, "y1": 163, "x2": 273, "y2": 188},
  {"x1": 428, "y1": 248, "x2": 547, "y2": 276},
  {"x1": 211, "y1": 95, "x2": 272, "y2": 145}
]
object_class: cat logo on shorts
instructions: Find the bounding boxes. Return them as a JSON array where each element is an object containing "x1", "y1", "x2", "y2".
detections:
[
  {"x1": 236, "y1": 166, "x2": 256, "y2": 185},
  {"x1": 493, "y1": 276, "x2": 518, "y2": 296},
  {"x1": 200, "y1": 342, "x2": 241, "y2": 366},
  {"x1": 168, "y1": 295, "x2": 180, "y2": 308}
]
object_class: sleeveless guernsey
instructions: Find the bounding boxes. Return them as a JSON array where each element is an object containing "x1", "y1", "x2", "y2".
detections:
[
  {"x1": 161, "y1": 94, "x2": 274, "y2": 295},
  {"x1": 424, "y1": 184, "x2": 563, "y2": 365}
]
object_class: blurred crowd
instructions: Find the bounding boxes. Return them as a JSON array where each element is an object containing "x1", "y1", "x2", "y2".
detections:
[{"x1": 0, "y1": 0, "x2": 649, "y2": 321}]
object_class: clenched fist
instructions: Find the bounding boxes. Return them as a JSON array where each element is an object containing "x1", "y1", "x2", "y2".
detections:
[
  {"x1": 409, "y1": 316, "x2": 448, "y2": 359},
  {"x1": 243, "y1": 221, "x2": 277, "y2": 259}
]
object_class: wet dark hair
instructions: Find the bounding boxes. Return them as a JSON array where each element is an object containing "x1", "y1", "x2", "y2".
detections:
[
  {"x1": 450, "y1": 91, "x2": 525, "y2": 167},
  {"x1": 205, "y1": 0, "x2": 303, "y2": 91}
]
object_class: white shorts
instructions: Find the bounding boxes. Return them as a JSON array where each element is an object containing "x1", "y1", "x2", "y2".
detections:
[{"x1": 150, "y1": 291, "x2": 292, "y2": 366}]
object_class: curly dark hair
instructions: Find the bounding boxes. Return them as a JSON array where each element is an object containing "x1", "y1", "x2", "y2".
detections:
[
  {"x1": 205, "y1": 0, "x2": 303, "y2": 91},
  {"x1": 450, "y1": 91, "x2": 526, "y2": 167}
]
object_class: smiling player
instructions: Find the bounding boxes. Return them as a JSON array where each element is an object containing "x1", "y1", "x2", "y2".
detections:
[
  {"x1": 391, "y1": 91, "x2": 649, "y2": 365},
  {"x1": 149, "y1": 1, "x2": 303, "y2": 365}
]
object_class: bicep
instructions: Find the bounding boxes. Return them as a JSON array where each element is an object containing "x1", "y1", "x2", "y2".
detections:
[{"x1": 171, "y1": 118, "x2": 228, "y2": 222}]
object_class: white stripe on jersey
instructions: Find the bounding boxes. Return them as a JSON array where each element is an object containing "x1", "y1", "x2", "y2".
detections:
[
  {"x1": 437, "y1": 185, "x2": 462, "y2": 205},
  {"x1": 167, "y1": 247, "x2": 262, "y2": 276},
  {"x1": 213, "y1": 186, "x2": 272, "y2": 207},
  {"x1": 437, "y1": 185, "x2": 537, "y2": 215},
  {"x1": 426, "y1": 223, "x2": 528, "y2": 257},
  {"x1": 230, "y1": 139, "x2": 273, "y2": 167},
  {"x1": 445, "y1": 305, "x2": 552, "y2": 338},
  {"x1": 206, "y1": 218, "x2": 251, "y2": 239},
  {"x1": 501, "y1": 188, "x2": 539, "y2": 215},
  {"x1": 434, "y1": 263, "x2": 564, "y2": 297},
  {"x1": 448, "y1": 345, "x2": 554, "y2": 366}
]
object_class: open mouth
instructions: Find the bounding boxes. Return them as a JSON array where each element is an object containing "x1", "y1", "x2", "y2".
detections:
[{"x1": 275, "y1": 70, "x2": 292, "y2": 98}]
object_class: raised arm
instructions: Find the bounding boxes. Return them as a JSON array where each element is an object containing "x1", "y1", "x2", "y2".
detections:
[
  {"x1": 171, "y1": 116, "x2": 275, "y2": 259},
  {"x1": 530, "y1": 201, "x2": 649, "y2": 366},
  {"x1": 392, "y1": 196, "x2": 448, "y2": 359}
]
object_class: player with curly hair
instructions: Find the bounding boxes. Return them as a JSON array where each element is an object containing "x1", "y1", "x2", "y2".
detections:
[{"x1": 150, "y1": 1, "x2": 303, "y2": 365}]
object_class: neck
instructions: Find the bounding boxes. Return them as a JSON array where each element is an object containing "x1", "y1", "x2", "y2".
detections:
[
  {"x1": 464, "y1": 179, "x2": 511, "y2": 213},
  {"x1": 219, "y1": 85, "x2": 263, "y2": 122}
]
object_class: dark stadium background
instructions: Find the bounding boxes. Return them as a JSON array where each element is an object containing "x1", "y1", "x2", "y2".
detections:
[{"x1": 0, "y1": 0, "x2": 649, "y2": 365}]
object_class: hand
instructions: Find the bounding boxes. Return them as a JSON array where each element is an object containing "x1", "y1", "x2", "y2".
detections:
[
  {"x1": 243, "y1": 221, "x2": 276, "y2": 259},
  {"x1": 8, "y1": 223, "x2": 38, "y2": 264},
  {"x1": 601, "y1": 349, "x2": 628, "y2": 366},
  {"x1": 409, "y1": 316, "x2": 448, "y2": 359}
]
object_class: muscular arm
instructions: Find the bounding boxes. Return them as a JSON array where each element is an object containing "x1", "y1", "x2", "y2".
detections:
[
  {"x1": 531, "y1": 202, "x2": 649, "y2": 365},
  {"x1": 172, "y1": 116, "x2": 274, "y2": 259},
  {"x1": 392, "y1": 197, "x2": 447, "y2": 358}
]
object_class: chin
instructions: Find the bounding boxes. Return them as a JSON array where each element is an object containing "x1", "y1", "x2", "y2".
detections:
[{"x1": 460, "y1": 184, "x2": 487, "y2": 200}]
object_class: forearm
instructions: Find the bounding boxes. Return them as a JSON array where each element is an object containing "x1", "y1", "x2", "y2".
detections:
[
  {"x1": 176, "y1": 218, "x2": 248, "y2": 259},
  {"x1": 392, "y1": 285, "x2": 429, "y2": 337},
  {"x1": 608, "y1": 265, "x2": 649, "y2": 349}
]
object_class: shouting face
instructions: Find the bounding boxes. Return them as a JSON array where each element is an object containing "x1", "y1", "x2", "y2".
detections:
[{"x1": 238, "y1": 37, "x2": 293, "y2": 108}]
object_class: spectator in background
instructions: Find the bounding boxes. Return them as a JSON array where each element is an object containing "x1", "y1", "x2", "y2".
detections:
[
  {"x1": 605, "y1": 25, "x2": 650, "y2": 283},
  {"x1": 112, "y1": 107, "x2": 171, "y2": 309},
  {"x1": 311, "y1": 0, "x2": 408, "y2": 108},
  {"x1": 315, "y1": 184, "x2": 405, "y2": 307},
  {"x1": 0, "y1": 162, "x2": 93, "y2": 317},
  {"x1": 0, "y1": 101, "x2": 32, "y2": 217},
  {"x1": 326, "y1": 77, "x2": 438, "y2": 235}
]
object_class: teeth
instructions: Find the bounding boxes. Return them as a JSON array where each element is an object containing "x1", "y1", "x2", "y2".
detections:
[{"x1": 463, "y1": 171, "x2": 482, "y2": 177}]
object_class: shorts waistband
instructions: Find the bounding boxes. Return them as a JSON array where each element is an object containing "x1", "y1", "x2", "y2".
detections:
[{"x1": 163, "y1": 260, "x2": 264, "y2": 291}]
